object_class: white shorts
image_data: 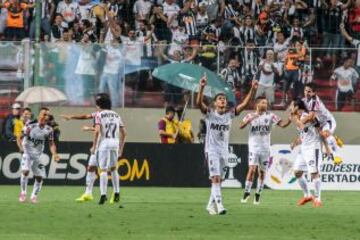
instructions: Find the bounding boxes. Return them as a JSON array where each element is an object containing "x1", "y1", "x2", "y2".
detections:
[
  {"x1": 248, "y1": 150, "x2": 270, "y2": 171},
  {"x1": 206, "y1": 151, "x2": 227, "y2": 179},
  {"x1": 21, "y1": 153, "x2": 46, "y2": 178},
  {"x1": 293, "y1": 147, "x2": 322, "y2": 174},
  {"x1": 321, "y1": 117, "x2": 336, "y2": 135},
  {"x1": 97, "y1": 149, "x2": 118, "y2": 170},
  {"x1": 88, "y1": 154, "x2": 98, "y2": 167}
]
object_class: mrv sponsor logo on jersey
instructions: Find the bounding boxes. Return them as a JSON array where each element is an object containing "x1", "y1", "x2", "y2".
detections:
[{"x1": 266, "y1": 145, "x2": 360, "y2": 191}]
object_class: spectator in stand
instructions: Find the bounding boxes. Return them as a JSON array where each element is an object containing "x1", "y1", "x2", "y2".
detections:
[
  {"x1": 255, "y1": 49, "x2": 279, "y2": 106},
  {"x1": 1, "y1": 103, "x2": 22, "y2": 142},
  {"x1": 321, "y1": 0, "x2": 351, "y2": 69},
  {"x1": 99, "y1": 37, "x2": 123, "y2": 107},
  {"x1": 150, "y1": 4, "x2": 171, "y2": 43},
  {"x1": 51, "y1": 13, "x2": 65, "y2": 42},
  {"x1": 163, "y1": 0, "x2": 181, "y2": 28},
  {"x1": 241, "y1": 39, "x2": 259, "y2": 94},
  {"x1": 29, "y1": 0, "x2": 55, "y2": 40},
  {"x1": 331, "y1": 58, "x2": 359, "y2": 111},
  {"x1": 0, "y1": 0, "x2": 35, "y2": 41},
  {"x1": 282, "y1": 38, "x2": 306, "y2": 103},
  {"x1": 133, "y1": 0, "x2": 152, "y2": 29},
  {"x1": 238, "y1": 15, "x2": 257, "y2": 45},
  {"x1": 220, "y1": 58, "x2": 241, "y2": 91},
  {"x1": 200, "y1": 0, "x2": 225, "y2": 22},
  {"x1": 56, "y1": 0, "x2": 80, "y2": 28},
  {"x1": 158, "y1": 106, "x2": 178, "y2": 144},
  {"x1": 196, "y1": 2, "x2": 209, "y2": 33}
]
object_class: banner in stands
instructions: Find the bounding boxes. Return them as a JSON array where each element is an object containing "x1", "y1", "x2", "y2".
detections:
[
  {"x1": 0, "y1": 142, "x2": 249, "y2": 187},
  {"x1": 266, "y1": 145, "x2": 360, "y2": 190}
]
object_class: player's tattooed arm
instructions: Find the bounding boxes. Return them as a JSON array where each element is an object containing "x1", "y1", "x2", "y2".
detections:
[
  {"x1": 197, "y1": 75, "x2": 209, "y2": 114},
  {"x1": 235, "y1": 80, "x2": 258, "y2": 115},
  {"x1": 119, "y1": 127, "x2": 127, "y2": 157},
  {"x1": 49, "y1": 139, "x2": 60, "y2": 162},
  {"x1": 60, "y1": 114, "x2": 92, "y2": 120}
]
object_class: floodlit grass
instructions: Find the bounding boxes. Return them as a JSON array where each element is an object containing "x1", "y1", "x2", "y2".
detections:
[{"x1": 0, "y1": 186, "x2": 359, "y2": 240}]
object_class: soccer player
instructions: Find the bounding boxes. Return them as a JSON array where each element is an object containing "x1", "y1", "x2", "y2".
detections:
[
  {"x1": 60, "y1": 112, "x2": 99, "y2": 203},
  {"x1": 91, "y1": 93, "x2": 126, "y2": 205},
  {"x1": 197, "y1": 75, "x2": 258, "y2": 215},
  {"x1": 240, "y1": 96, "x2": 291, "y2": 205},
  {"x1": 291, "y1": 99, "x2": 323, "y2": 207},
  {"x1": 303, "y1": 83, "x2": 343, "y2": 165},
  {"x1": 18, "y1": 109, "x2": 60, "y2": 203}
]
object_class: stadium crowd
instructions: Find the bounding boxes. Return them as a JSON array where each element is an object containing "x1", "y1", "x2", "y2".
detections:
[{"x1": 0, "y1": 0, "x2": 359, "y2": 110}]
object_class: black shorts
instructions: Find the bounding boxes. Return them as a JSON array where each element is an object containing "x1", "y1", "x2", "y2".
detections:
[{"x1": 4, "y1": 27, "x2": 25, "y2": 41}]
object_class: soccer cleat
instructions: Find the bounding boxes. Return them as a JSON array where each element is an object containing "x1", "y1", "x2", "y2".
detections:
[
  {"x1": 335, "y1": 135, "x2": 344, "y2": 148},
  {"x1": 19, "y1": 192, "x2": 26, "y2": 203},
  {"x1": 30, "y1": 196, "x2": 38, "y2": 204},
  {"x1": 98, "y1": 195, "x2": 107, "y2": 205},
  {"x1": 241, "y1": 192, "x2": 250, "y2": 203},
  {"x1": 206, "y1": 203, "x2": 217, "y2": 215},
  {"x1": 110, "y1": 193, "x2": 120, "y2": 204},
  {"x1": 297, "y1": 196, "x2": 314, "y2": 206},
  {"x1": 76, "y1": 193, "x2": 94, "y2": 203},
  {"x1": 334, "y1": 156, "x2": 343, "y2": 165},
  {"x1": 253, "y1": 193, "x2": 261, "y2": 205},
  {"x1": 313, "y1": 199, "x2": 323, "y2": 208},
  {"x1": 217, "y1": 206, "x2": 227, "y2": 215}
]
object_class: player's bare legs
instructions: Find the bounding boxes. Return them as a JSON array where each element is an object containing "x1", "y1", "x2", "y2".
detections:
[
  {"x1": 76, "y1": 164, "x2": 97, "y2": 202},
  {"x1": 30, "y1": 176, "x2": 43, "y2": 203},
  {"x1": 320, "y1": 130, "x2": 342, "y2": 165},
  {"x1": 311, "y1": 172, "x2": 322, "y2": 207},
  {"x1": 254, "y1": 168, "x2": 266, "y2": 205},
  {"x1": 109, "y1": 166, "x2": 120, "y2": 204},
  {"x1": 19, "y1": 170, "x2": 29, "y2": 202},
  {"x1": 241, "y1": 165, "x2": 256, "y2": 203},
  {"x1": 208, "y1": 176, "x2": 226, "y2": 215},
  {"x1": 295, "y1": 171, "x2": 313, "y2": 206}
]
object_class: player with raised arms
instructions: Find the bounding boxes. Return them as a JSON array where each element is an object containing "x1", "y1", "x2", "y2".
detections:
[
  {"x1": 19, "y1": 109, "x2": 60, "y2": 203},
  {"x1": 91, "y1": 93, "x2": 126, "y2": 205},
  {"x1": 291, "y1": 98, "x2": 323, "y2": 207},
  {"x1": 240, "y1": 96, "x2": 292, "y2": 205},
  {"x1": 197, "y1": 74, "x2": 258, "y2": 215}
]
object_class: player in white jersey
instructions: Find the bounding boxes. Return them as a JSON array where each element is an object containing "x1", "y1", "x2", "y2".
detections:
[
  {"x1": 60, "y1": 111, "x2": 100, "y2": 203},
  {"x1": 197, "y1": 75, "x2": 258, "y2": 215},
  {"x1": 303, "y1": 83, "x2": 343, "y2": 165},
  {"x1": 240, "y1": 96, "x2": 291, "y2": 204},
  {"x1": 18, "y1": 109, "x2": 60, "y2": 203},
  {"x1": 291, "y1": 99, "x2": 323, "y2": 208},
  {"x1": 91, "y1": 93, "x2": 126, "y2": 205}
]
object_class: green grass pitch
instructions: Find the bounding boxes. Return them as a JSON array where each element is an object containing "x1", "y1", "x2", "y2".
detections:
[{"x1": 0, "y1": 186, "x2": 360, "y2": 240}]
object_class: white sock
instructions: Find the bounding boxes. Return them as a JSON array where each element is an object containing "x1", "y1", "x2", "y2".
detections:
[
  {"x1": 31, "y1": 179, "x2": 43, "y2": 198},
  {"x1": 207, "y1": 190, "x2": 215, "y2": 208},
  {"x1": 244, "y1": 180, "x2": 253, "y2": 193},
  {"x1": 20, "y1": 173, "x2": 28, "y2": 194},
  {"x1": 313, "y1": 177, "x2": 321, "y2": 201},
  {"x1": 99, "y1": 172, "x2": 108, "y2": 196},
  {"x1": 211, "y1": 183, "x2": 223, "y2": 209},
  {"x1": 111, "y1": 170, "x2": 120, "y2": 194},
  {"x1": 85, "y1": 171, "x2": 96, "y2": 195},
  {"x1": 297, "y1": 176, "x2": 310, "y2": 197},
  {"x1": 327, "y1": 135, "x2": 338, "y2": 153},
  {"x1": 256, "y1": 179, "x2": 265, "y2": 194}
]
